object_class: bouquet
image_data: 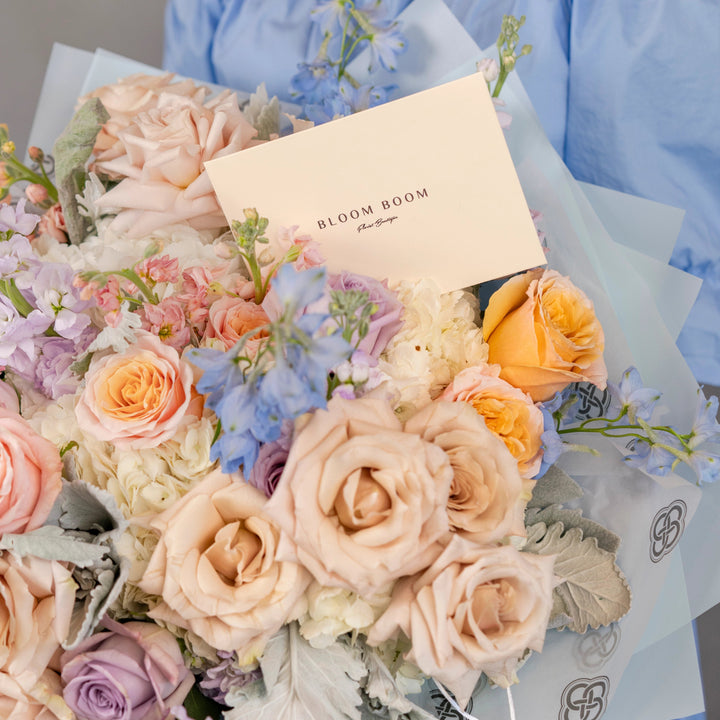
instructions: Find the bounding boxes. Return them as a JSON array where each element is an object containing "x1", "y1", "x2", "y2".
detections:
[{"x1": 0, "y1": 5, "x2": 717, "y2": 720}]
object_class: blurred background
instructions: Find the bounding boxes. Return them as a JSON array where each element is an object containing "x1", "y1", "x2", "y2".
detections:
[{"x1": 0, "y1": 1, "x2": 718, "y2": 717}]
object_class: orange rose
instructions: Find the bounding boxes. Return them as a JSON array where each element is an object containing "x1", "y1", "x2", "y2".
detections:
[
  {"x1": 75, "y1": 330, "x2": 193, "y2": 449},
  {"x1": 440, "y1": 363, "x2": 544, "y2": 478},
  {"x1": 483, "y1": 269, "x2": 607, "y2": 402}
]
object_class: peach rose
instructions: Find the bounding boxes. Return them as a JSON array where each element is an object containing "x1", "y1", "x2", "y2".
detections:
[
  {"x1": 80, "y1": 72, "x2": 209, "y2": 164},
  {"x1": 202, "y1": 295, "x2": 269, "y2": 354},
  {"x1": 264, "y1": 396, "x2": 453, "y2": 597},
  {"x1": 483, "y1": 269, "x2": 607, "y2": 402},
  {"x1": 95, "y1": 91, "x2": 257, "y2": 237},
  {"x1": 405, "y1": 400, "x2": 528, "y2": 545},
  {"x1": 0, "y1": 408, "x2": 63, "y2": 535},
  {"x1": 75, "y1": 330, "x2": 194, "y2": 449},
  {"x1": 367, "y1": 536, "x2": 555, "y2": 708},
  {"x1": 139, "y1": 470, "x2": 310, "y2": 662},
  {"x1": 0, "y1": 669, "x2": 71, "y2": 720},
  {"x1": 0, "y1": 553, "x2": 76, "y2": 695},
  {"x1": 440, "y1": 363, "x2": 544, "y2": 478}
]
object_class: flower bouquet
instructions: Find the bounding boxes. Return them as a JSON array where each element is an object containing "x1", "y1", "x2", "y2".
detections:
[{"x1": 0, "y1": 3, "x2": 717, "y2": 720}]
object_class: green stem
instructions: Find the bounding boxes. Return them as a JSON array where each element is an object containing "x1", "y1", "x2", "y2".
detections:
[{"x1": 116, "y1": 269, "x2": 159, "y2": 305}]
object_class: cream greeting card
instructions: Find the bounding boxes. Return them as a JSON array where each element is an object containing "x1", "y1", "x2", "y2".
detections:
[{"x1": 205, "y1": 72, "x2": 546, "y2": 291}]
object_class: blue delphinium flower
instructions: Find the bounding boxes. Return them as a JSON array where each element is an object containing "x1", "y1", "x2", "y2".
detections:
[
  {"x1": 608, "y1": 366, "x2": 661, "y2": 424},
  {"x1": 190, "y1": 265, "x2": 352, "y2": 475}
]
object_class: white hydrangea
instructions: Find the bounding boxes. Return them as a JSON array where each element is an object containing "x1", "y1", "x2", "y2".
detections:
[
  {"x1": 298, "y1": 582, "x2": 393, "y2": 649},
  {"x1": 379, "y1": 278, "x2": 488, "y2": 418}
]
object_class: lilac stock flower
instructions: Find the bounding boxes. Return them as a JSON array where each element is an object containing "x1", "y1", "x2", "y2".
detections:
[
  {"x1": 199, "y1": 651, "x2": 262, "y2": 704},
  {"x1": 0, "y1": 232, "x2": 38, "y2": 277},
  {"x1": 34, "y1": 327, "x2": 96, "y2": 399},
  {"x1": 0, "y1": 198, "x2": 40, "y2": 236},
  {"x1": 0, "y1": 295, "x2": 52, "y2": 368},
  {"x1": 32, "y1": 262, "x2": 93, "y2": 340},
  {"x1": 327, "y1": 271, "x2": 403, "y2": 357},
  {"x1": 608, "y1": 366, "x2": 661, "y2": 423}
]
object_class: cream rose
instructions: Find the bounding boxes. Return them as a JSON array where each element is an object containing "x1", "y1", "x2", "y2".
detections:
[
  {"x1": 95, "y1": 91, "x2": 257, "y2": 237},
  {"x1": 405, "y1": 400, "x2": 528, "y2": 544},
  {"x1": 139, "y1": 470, "x2": 310, "y2": 663},
  {"x1": 0, "y1": 408, "x2": 63, "y2": 535},
  {"x1": 367, "y1": 536, "x2": 555, "y2": 708},
  {"x1": 440, "y1": 363, "x2": 544, "y2": 478},
  {"x1": 0, "y1": 553, "x2": 76, "y2": 695},
  {"x1": 80, "y1": 72, "x2": 209, "y2": 164},
  {"x1": 264, "y1": 396, "x2": 453, "y2": 597},
  {"x1": 75, "y1": 330, "x2": 194, "y2": 449},
  {"x1": 483, "y1": 269, "x2": 607, "y2": 402},
  {"x1": 0, "y1": 669, "x2": 72, "y2": 720},
  {"x1": 201, "y1": 295, "x2": 269, "y2": 353}
]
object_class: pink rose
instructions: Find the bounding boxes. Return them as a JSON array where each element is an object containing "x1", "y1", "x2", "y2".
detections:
[
  {"x1": 202, "y1": 295, "x2": 269, "y2": 353},
  {"x1": 37, "y1": 203, "x2": 67, "y2": 243},
  {"x1": 0, "y1": 380, "x2": 19, "y2": 412},
  {"x1": 0, "y1": 553, "x2": 75, "y2": 695},
  {"x1": 264, "y1": 396, "x2": 453, "y2": 596},
  {"x1": 0, "y1": 408, "x2": 62, "y2": 535},
  {"x1": 140, "y1": 470, "x2": 310, "y2": 662},
  {"x1": 75, "y1": 330, "x2": 194, "y2": 449},
  {"x1": 367, "y1": 536, "x2": 555, "y2": 708},
  {"x1": 405, "y1": 400, "x2": 528, "y2": 545},
  {"x1": 60, "y1": 618, "x2": 194, "y2": 720},
  {"x1": 95, "y1": 91, "x2": 257, "y2": 237},
  {"x1": 440, "y1": 363, "x2": 544, "y2": 478}
]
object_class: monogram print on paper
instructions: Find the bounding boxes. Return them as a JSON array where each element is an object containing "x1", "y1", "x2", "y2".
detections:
[
  {"x1": 559, "y1": 676, "x2": 610, "y2": 720},
  {"x1": 573, "y1": 624, "x2": 621, "y2": 671},
  {"x1": 649, "y1": 499, "x2": 687, "y2": 563},
  {"x1": 429, "y1": 688, "x2": 477, "y2": 719},
  {"x1": 571, "y1": 382, "x2": 612, "y2": 420}
]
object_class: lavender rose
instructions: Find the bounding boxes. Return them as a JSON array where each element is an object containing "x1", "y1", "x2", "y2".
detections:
[
  {"x1": 327, "y1": 271, "x2": 403, "y2": 357},
  {"x1": 60, "y1": 618, "x2": 193, "y2": 720}
]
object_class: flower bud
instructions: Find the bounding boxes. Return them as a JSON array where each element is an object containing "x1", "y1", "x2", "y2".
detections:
[
  {"x1": 25, "y1": 183, "x2": 48, "y2": 205},
  {"x1": 27, "y1": 146, "x2": 44, "y2": 163}
]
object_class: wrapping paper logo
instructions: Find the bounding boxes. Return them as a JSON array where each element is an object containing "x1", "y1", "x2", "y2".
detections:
[
  {"x1": 571, "y1": 383, "x2": 611, "y2": 420},
  {"x1": 559, "y1": 676, "x2": 610, "y2": 720},
  {"x1": 429, "y1": 687, "x2": 477, "y2": 718},
  {"x1": 649, "y1": 499, "x2": 687, "y2": 563},
  {"x1": 573, "y1": 624, "x2": 621, "y2": 670}
]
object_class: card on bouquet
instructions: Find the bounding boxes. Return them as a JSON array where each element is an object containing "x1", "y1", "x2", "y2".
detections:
[{"x1": 205, "y1": 72, "x2": 546, "y2": 291}]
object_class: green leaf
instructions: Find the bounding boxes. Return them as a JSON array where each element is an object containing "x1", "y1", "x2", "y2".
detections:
[
  {"x1": 527, "y1": 464, "x2": 583, "y2": 510},
  {"x1": 53, "y1": 98, "x2": 109, "y2": 244},
  {"x1": 0, "y1": 526, "x2": 106, "y2": 566},
  {"x1": 183, "y1": 683, "x2": 226, "y2": 720},
  {"x1": 525, "y1": 522, "x2": 631, "y2": 633},
  {"x1": 360, "y1": 642, "x2": 435, "y2": 720},
  {"x1": 525, "y1": 505, "x2": 621, "y2": 555},
  {"x1": 225, "y1": 623, "x2": 367, "y2": 720}
]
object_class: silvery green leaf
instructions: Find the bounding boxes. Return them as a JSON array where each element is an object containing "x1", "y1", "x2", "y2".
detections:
[
  {"x1": 524, "y1": 522, "x2": 631, "y2": 633},
  {"x1": 0, "y1": 526, "x2": 106, "y2": 567},
  {"x1": 360, "y1": 643, "x2": 435, "y2": 720},
  {"x1": 245, "y1": 83, "x2": 280, "y2": 140},
  {"x1": 64, "y1": 551, "x2": 129, "y2": 649},
  {"x1": 525, "y1": 505, "x2": 621, "y2": 554},
  {"x1": 54, "y1": 98, "x2": 109, "y2": 185},
  {"x1": 224, "y1": 623, "x2": 366, "y2": 720},
  {"x1": 54, "y1": 477, "x2": 126, "y2": 541},
  {"x1": 53, "y1": 98, "x2": 109, "y2": 244},
  {"x1": 527, "y1": 464, "x2": 583, "y2": 510}
]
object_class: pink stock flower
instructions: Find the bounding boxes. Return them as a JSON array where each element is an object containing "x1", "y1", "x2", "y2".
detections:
[
  {"x1": 94, "y1": 275, "x2": 122, "y2": 314},
  {"x1": 135, "y1": 254, "x2": 180, "y2": 285},
  {"x1": 143, "y1": 297, "x2": 191, "y2": 350}
]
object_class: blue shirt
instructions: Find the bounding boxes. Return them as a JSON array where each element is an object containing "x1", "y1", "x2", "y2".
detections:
[{"x1": 164, "y1": 0, "x2": 720, "y2": 387}]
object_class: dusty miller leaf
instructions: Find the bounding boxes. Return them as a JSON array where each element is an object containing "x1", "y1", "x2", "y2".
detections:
[
  {"x1": 53, "y1": 97, "x2": 109, "y2": 243},
  {"x1": 527, "y1": 464, "x2": 583, "y2": 510},
  {"x1": 525, "y1": 522, "x2": 631, "y2": 633},
  {"x1": 0, "y1": 526, "x2": 106, "y2": 566},
  {"x1": 244, "y1": 83, "x2": 280, "y2": 141},
  {"x1": 359, "y1": 642, "x2": 435, "y2": 720},
  {"x1": 224, "y1": 623, "x2": 366, "y2": 720},
  {"x1": 525, "y1": 505, "x2": 621, "y2": 555}
]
